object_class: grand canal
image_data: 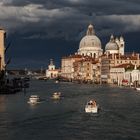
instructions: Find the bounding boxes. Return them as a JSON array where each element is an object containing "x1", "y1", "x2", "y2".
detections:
[{"x1": 0, "y1": 80, "x2": 140, "y2": 140}]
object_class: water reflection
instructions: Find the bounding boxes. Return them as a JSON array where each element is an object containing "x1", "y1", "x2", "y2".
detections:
[
  {"x1": 0, "y1": 80, "x2": 140, "y2": 140},
  {"x1": 0, "y1": 96, "x2": 7, "y2": 112}
]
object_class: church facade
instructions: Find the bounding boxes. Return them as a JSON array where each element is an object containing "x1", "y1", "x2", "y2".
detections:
[{"x1": 46, "y1": 59, "x2": 60, "y2": 79}]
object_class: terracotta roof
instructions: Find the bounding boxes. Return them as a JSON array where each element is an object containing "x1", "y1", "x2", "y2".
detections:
[{"x1": 112, "y1": 63, "x2": 134, "y2": 68}]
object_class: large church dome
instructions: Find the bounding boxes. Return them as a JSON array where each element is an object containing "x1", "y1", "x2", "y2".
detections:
[
  {"x1": 78, "y1": 24, "x2": 103, "y2": 58},
  {"x1": 79, "y1": 35, "x2": 101, "y2": 49}
]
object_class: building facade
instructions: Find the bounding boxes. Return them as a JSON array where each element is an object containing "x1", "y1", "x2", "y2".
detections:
[
  {"x1": 0, "y1": 29, "x2": 5, "y2": 71},
  {"x1": 61, "y1": 24, "x2": 102, "y2": 81},
  {"x1": 61, "y1": 55, "x2": 83, "y2": 79},
  {"x1": 110, "y1": 67, "x2": 125, "y2": 85},
  {"x1": 73, "y1": 57, "x2": 101, "y2": 82},
  {"x1": 110, "y1": 65, "x2": 140, "y2": 85},
  {"x1": 61, "y1": 23, "x2": 140, "y2": 84},
  {"x1": 46, "y1": 59, "x2": 59, "y2": 79}
]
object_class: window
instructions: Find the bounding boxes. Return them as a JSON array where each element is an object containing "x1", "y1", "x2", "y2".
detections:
[
  {"x1": 90, "y1": 53, "x2": 92, "y2": 57},
  {"x1": 94, "y1": 53, "x2": 96, "y2": 58}
]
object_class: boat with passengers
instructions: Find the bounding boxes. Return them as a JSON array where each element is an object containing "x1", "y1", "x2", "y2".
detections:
[
  {"x1": 52, "y1": 92, "x2": 61, "y2": 100},
  {"x1": 85, "y1": 100, "x2": 98, "y2": 113},
  {"x1": 28, "y1": 95, "x2": 41, "y2": 104}
]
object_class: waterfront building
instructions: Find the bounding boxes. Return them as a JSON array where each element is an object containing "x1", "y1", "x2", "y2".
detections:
[
  {"x1": 109, "y1": 64, "x2": 140, "y2": 85},
  {"x1": 61, "y1": 54, "x2": 82, "y2": 80},
  {"x1": 46, "y1": 59, "x2": 59, "y2": 79},
  {"x1": 0, "y1": 29, "x2": 5, "y2": 71},
  {"x1": 102, "y1": 52, "x2": 140, "y2": 83},
  {"x1": 61, "y1": 23, "x2": 140, "y2": 84},
  {"x1": 124, "y1": 65, "x2": 140, "y2": 85},
  {"x1": 101, "y1": 34, "x2": 140, "y2": 83},
  {"x1": 73, "y1": 56, "x2": 101, "y2": 82},
  {"x1": 110, "y1": 67, "x2": 125, "y2": 85},
  {"x1": 100, "y1": 56, "x2": 110, "y2": 83},
  {"x1": 61, "y1": 24, "x2": 102, "y2": 81}
]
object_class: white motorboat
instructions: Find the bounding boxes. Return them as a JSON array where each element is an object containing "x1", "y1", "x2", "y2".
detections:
[
  {"x1": 136, "y1": 87, "x2": 140, "y2": 91},
  {"x1": 52, "y1": 92, "x2": 61, "y2": 100},
  {"x1": 28, "y1": 95, "x2": 40, "y2": 104},
  {"x1": 55, "y1": 80, "x2": 59, "y2": 83},
  {"x1": 85, "y1": 100, "x2": 98, "y2": 113}
]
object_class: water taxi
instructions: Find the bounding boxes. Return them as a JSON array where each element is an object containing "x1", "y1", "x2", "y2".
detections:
[
  {"x1": 28, "y1": 95, "x2": 41, "y2": 104},
  {"x1": 52, "y1": 92, "x2": 61, "y2": 100},
  {"x1": 85, "y1": 100, "x2": 98, "y2": 113},
  {"x1": 136, "y1": 87, "x2": 140, "y2": 91},
  {"x1": 55, "y1": 80, "x2": 59, "y2": 83}
]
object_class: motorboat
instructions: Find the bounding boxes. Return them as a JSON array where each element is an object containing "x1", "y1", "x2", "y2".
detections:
[
  {"x1": 85, "y1": 100, "x2": 98, "y2": 113},
  {"x1": 55, "y1": 80, "x2": 59, "y2": 83},
  {"x1": 136, "y1": 87, "x2": 140, "y2": 91},
  {"x1": 52, "y1": 92, "x2": 61, "y2": 100},
  {"x1": 28, "y1": 95, "x2": 40, "y2": 104}
]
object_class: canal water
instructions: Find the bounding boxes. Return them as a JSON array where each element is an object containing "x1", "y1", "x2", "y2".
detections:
[{"x1": 0, "y1": 80, "x2": 140, "y2": 140}]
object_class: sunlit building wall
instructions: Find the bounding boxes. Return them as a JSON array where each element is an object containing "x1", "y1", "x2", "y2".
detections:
[
  {"x1": 0, "y1": 29, "x2": 5, "y2": 71},
  {"x1": 46, "y1": 59, "x2": 59, "y2": 78}
]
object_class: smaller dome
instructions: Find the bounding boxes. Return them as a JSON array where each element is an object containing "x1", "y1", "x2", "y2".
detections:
[
  {"x1": 105, "y1": 42, "x2": 119, "y2": 50},
  {"x1": 105, "y1": 35, "x2": 119, "y2": 50}
]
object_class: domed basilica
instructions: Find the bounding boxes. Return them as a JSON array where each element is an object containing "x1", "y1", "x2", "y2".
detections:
[
  {"x1": 61, "y1": 23, "x2": 140, "y2": 84},
  {"x1": 77, "y1": 24, "x2": 125, "y2": 57},
  {"x1": 78, "y1": 24, "x2": 103, "y2": 58}
]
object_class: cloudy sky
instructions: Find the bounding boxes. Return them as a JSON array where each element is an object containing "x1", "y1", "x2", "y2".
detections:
[{"x1": 1, "y1": 0, "x2": 140, "y2": 69}]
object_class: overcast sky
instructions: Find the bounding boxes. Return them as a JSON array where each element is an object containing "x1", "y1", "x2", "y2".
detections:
[{"x1": 1, "y1": 0, "x2": 140, "y2": 69}]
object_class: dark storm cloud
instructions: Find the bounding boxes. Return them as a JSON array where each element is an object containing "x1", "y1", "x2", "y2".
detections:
[
  {"x1": 1, "y1": 0, "x2": 140, "y2": 68},
  {"x1": 1, "y1": 0, "x2": 140, "y2": 40},
  {"x1": 4, "y1": 0, "x2": 140, "y2": 14}
]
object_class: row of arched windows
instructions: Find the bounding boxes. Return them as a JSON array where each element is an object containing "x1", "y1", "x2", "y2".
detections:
[{"x1": 81, "y1": 53, "x2": 98, "y2": 58}]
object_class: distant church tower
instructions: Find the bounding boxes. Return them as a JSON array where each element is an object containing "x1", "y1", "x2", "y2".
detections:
[
  {"x1": 46, "y1": 59, "x2": 59, "y2": 79},
  {"x1": 0, "y1": 29, "x2": 5, "y2": 71},
  {"x1": 48, "y1": 59, "x2": 55, "y2": 70},
  {"x1": 115, "y1": 36, "x2": 125, "y2": 55},
  {"x1": 119, "y1": 36, "x2": 125, "y2": 55}
]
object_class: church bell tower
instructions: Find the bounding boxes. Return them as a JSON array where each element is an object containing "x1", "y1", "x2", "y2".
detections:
[{"x1": 119, "y1": 36, "x2": 125, "y2": 55}]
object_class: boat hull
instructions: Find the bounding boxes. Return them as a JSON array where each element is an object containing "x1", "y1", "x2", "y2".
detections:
[
  {"x1": 136, "y1": 88, "x2": 140, "y2": 91},
  {"x1": 52, "y1": 95, "x2": 60, "y2": 100},
  {"x1": 28, "y1": 99, "x2": 39, "y2": 104},
  {"x1": 85, "y1": 105, "x2": 98, "y2": 113},
  {"x1": 28, "y1": 96, "x2": 40, "y2": 104}
]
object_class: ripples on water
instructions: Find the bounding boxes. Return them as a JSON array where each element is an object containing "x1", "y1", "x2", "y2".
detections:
[{"x1": 0, "y1": 80, "x2": 140, "y2": 140}]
